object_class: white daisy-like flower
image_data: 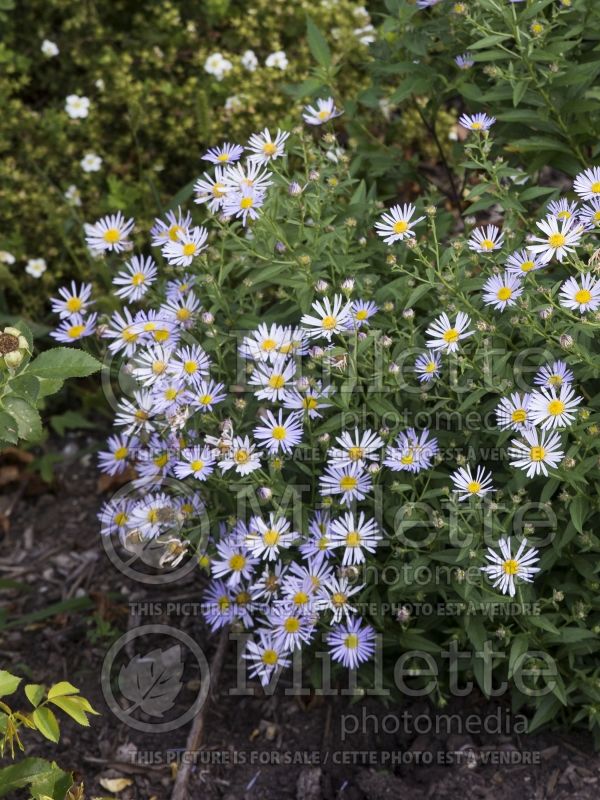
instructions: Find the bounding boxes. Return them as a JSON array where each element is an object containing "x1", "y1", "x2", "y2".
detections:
[
  {"x1": 162, "y1": 226, "x2": 208, "y2": 266},
  {"x1": 249, "y1": 356, "x2": 296, "y2": 402},
  {"x1": 547, "y1": 198, "x2": 579, "y2": 222},
  {"x1": 329, "y1": 428, "x2": 384, "y2": 468},
  {"x1": 319, "y1": 463, "x2": 372, "y2": 506},
  {"x1": 194, "y1": 167, "x2": 229, "y2": 212},
  {"x1": 204, "y1": 52, "x2": 233, "y2": 80},
  {"x1": 246, "y1": 128, "x2": 290, "y2": 165},
  {"x1": 414, "y1": 350, "x2": 441, "y2": 382},
  {"x1": 240, "y1": 323, "x2": 285, "y2": 362},
  {"x1": 223, "y1": 161, "x2": 273, "y2": 194},
  {"x1": 450, "y1": 464, "x2": 494, "y2": 501},
  {"x1": 482, "y1": 272, "x2": 523, "y2": 311},
  {"x1": 458, "y1": 112, "x2": 496, "y2": 131},
  {"x1": 301, "y1": 295, "x2": 352, "y2": 341},
  {"x1": 425, "y1": 311, "x2": 474, "y2": 353},
  {"x1": 84, "y1": 212, "x2": 134, "y2": 253},
  {"x1": 527, "y1": 215, "x2": 583, "y2": 263},
  {"x1": 243, "y1": 631, "x2": 290, "y2": 687},
  {"x1": 80, "y1": 152, "x2": 102, "y2": 172},
  {"x1": 302, "y1": 97, "x2": 344, "y2": 126},
  {"x1": 202, "y1": 142, "x2": 244, "y2": 165},
  {"x1": 573, "y1": 166, "x2": 600, "y2": 201},
  {"x1": 65, "y1": 94, "x2": 90, "y2": 119},
  {"x1": 245, "y1": 515, "x2": 296, "y2": 561},
  {"x1": 579, "y1": 197, "x2": 600, "y2": 228},
  {"x1": 504, "y1": 249, "x2": 545, "y2": 277},
  {"x1": 374, "y1": 204, "x2": 425, "y2": 244},
  {"x1": 25, "y1": 258, "x2": 47, "y2": 278},
  {"x1": 265, "y1": 50, "x2": 288, "y2": 70},
  {"x1": 173, "y1": 446, "x2": 215, "y2": 481},
  {"x1": 495, "y1": 392, "x2": 532, "y2": 431},
  {"x1": 528, "y1": 385, "x2": 582, "y2": 429},
  {"x1": 468, "y1": 224, "x2": 504, "y2": 253},
  {"x1": 559, "y1": 273, "x2": 600, "y2": 314},
  {"x1": 222, "y1": 186, "x2": 266, "y2": 225},
  {"x1": 481, "y1": 537, "x2": 540, "y2": 597},
  {"x1": 220, "y1": 435, "x2": 261, "y2": 476},
  {"x1": 241, "y1": 49, "x2": 258, "y2": 71},
  {"x1": 327, "y1": 618, "x2": 376, "y2": 669},
  {"x1": 0, "y1": 251, "x2": 15, "y2": 265},
  {"x1": 253, "y1": 409, "x2": 303, "y2": 454},
  {"x1": 113, "y1": 255, "x2": 157, "y2": 301},
  {"x1": 534, "y1": 361, "x2": 573, "y2": 389},
  {"x1": 317, "y1": 576, "x2": 364, "y2": 623},
  {"x1": 50, "y1": 280, "x2": 94, "y2": 318},
  {"x1": 508, "y1": 428, "x2": 564, "y2": 478},
  {"x1": 329, "y1": 511, "x2": 381, "y2": 565},
  {"x1": 150, "y1": 207, "x2": 193, "y2": 247}
]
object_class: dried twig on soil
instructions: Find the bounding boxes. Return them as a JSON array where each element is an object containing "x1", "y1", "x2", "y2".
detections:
[{"x1": 170, "y1": 626, "x2": 230, "y2": 800}]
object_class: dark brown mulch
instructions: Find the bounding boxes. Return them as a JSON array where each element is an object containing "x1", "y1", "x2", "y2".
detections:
[{"x1": 1, "y1": 438, "x2": 599, "y2": 800}]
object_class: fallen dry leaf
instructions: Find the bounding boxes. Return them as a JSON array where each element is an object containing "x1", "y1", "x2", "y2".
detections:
[{"x1": 98, "y1": 777, "x2": 133, "y2": 792}]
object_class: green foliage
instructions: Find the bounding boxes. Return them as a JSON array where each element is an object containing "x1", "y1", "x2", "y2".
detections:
[
  {"x1": 0, "y1": 670, "x2": 97, "y2": 799},
  {"x1": 0, "y1": 322, "x2": 101, "y2": 449}
]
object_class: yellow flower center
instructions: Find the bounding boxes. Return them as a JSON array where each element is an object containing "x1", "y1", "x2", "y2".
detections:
[
  {"x1": 218, "y1": 595, "x2": 230, "y2": 611},
  {"x1": 283, "y1": 617, "x2": 300, "y2": 634},
  {"x1": 262, "y1": 649, "x2": 278, "y2": 665},
  {"x1": 262, "y1": 142, "x2": 277, "y2": 156},
  {"x1": 182, "y1": 243, "x2": 197, "y2": 257},
  {"x1": 154, "y1": 453, "x2": 168, "y2": 468},
  {"x1": 190, "y1": 459, "x2": 204, "y2": 472},
  {"x1": 344, "y1": 633, "x2": 359, "y2": 650},
  {"x1": 66, "y1": 297, "x2": 83, "y2": 312},
  {"x1": 480, "y1": 238, "x2": 495, "y2": 250},
  {"x1": 591, "y1": 181, "x2": 600, "y2": 193},
  {"x1": 164, "y1": 388, "x2": 178, "y2": 401},
  {"x1": 184, "y1": 360, "x2": 197, "y2": 374},
  {"x1": 234, "y1": 448, "x2": 250, "y2": 464},
  {"x1": 318, "y1": 537, "x2": 329, "y2": 550},
  {"x1": 114, "y1": 446, "x2": 128, "y2": 460},
  {"x1": 425, "y1": 361, "x2": 437, "y2": 373},
  {"x1": 332, "y1": 592, "x2": 347, "y2": 607},
  {"x1": 229, "y1": 554, "x2": 246, "y2": 571},
  {"x1": 557, "y1": 210, "x2": 571, "y2": 220},
  {"x1": 154, "y1": 329, "x2": 170, "y2": 343},
  {"x1": 400, "y1": 452, "x2": 414, "y2": 465},
  {"x1": 152, "y1": 360, "x2": 166, "y2": 374},
  {"x1": 177, "y1": 308, "x2": 191, "y2": 321},
  {"x1": 268, "y1": 373, "x2": 286, "y2": 389},
  {"x1": 594, "y1": 211, "x2": 600, "y2": 223},
  {"x1": 348, "y1": 446, "x2": 364, "y2": 461},
  {"x1": 318, "y1": 109, "x2": 330, "y2": 120},
  {"x1": 272, "y1": 425, "x2": 286, "y2": 440},
  {"x1": 169, "y1": 225, "x2": 184, "y2": 241},
  {"x1": 235, "y1": 591, "x2": 250, "y2": 605},
  {"x1": 443, "y1": 328, "x2": 459, "y2": 343},
  {"x1": 393, "y1": 220, "x2": 409, "y2": 234},
  {"x1": 114, "y1": 511, "x2": 128, "y2": 527},
  {"x1": 132, "y1": 272, "x2": 145, "y2": 286},
  {"x1": 123, "y1": 327, "x2": 138, "y2": 343},
  {"x1": 293, "y1": 591, "x2": 309, "y2": 606},
  {"x1": 261, "y1": 337, "x2": 277, "y2": 351},
  {"x1": 303, "y1": 396, "x2": 318, "y2": 410},
  {"x1": 497, "y1": 287, "x2": 512, "y2": 301},
  {"x1": 322, "y1": 315, "x2": 337, "y2": 330},
  {"x1": 199, "y1": 393, "x2": 213, "y2": 405},
  {"x1": 511, "y1": 409, "x2": 527, "y2": 424},
  {"x1": 467, "y1": 481, "x2": 481, "y2": 494},
  {"x1": 575, "y1": 289, "x2": 592, "y2": 304},
  {"x1": 240, "y1": 197, "x2": 254, "y2": 209},
  {"x1": 217, "y1": 153, "x2": 230, "y2": 162},
  {"x1": 346, "y1": 531, "x2": 361, "y2": 547},
  {"x1": 548, "y1": 375, "x2": 562, "y2": 386},
  {"x1": 355, "y1": 309, "x2": 368, "y2": 321},
  {"x1": 530, "y1": 446, "x2": 546, "y2": 462},
  {"x1": 471, "y1": 121, "x2": 483, "y2": 130},
  {"x1": 547, "y1": 399, "x2": 565, "y2": 416},
  {"x1": 263, "y1": 529, "x2": 280, "y2": 547},
  {"x1": 548, "y1": 233, "x2": 565, "y2": 248},
  {"x1": 340, "y1": 476, "x2": 358, "y2": 492},
  {"x1": 103, "y1": 228, "x2": 121, "y2": 244},
  {"x1": 212, "y1": 182, "x2": 225, "y2": 197},
  {"x1": 68, "y1": 324, "x2": 85, "y2": 338},
  {"x1": 502, "y1": 559, "x2": 519, "y2": 576}
]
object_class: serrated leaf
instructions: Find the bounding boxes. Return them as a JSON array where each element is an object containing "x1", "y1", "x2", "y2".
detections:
[
  {"x1": 8, "y1": 373, "x2": 39, "y2": 404},
  {"x1": 2, "y1": 396, "x2": 42, "y2": 442},
  {"x1": 32, "y1": 707, "x2": 60, "y2": 742},
  {"x1": 48, "y1": 696, "x2": 93, "y2": 726},
  {"x1": 27, "y1": 348, "x2": 101, "y2": 380},
  {"x1": 47, "y1": 681, "x2": 80, "y2": 700},
  {"x1": 0, "y1": 410, "x2": 18, "y2": 444},
  {"x1": 0, "y1": 758, "x2": 72, "y2": 798}
]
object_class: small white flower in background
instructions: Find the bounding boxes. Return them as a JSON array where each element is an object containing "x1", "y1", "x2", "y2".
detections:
[
  {"x1": 246, "y1": 128, "x2": 290, "y2": 165},
  {"x1": 303, "y1": 97, "x2": 343, "y2": 126},
  {"x1": 458, "y1": 112, "x2": 496, "y2": 131},
  {"x1": 468, "y1": 224, "x2": 504, "y2": 253},
  {"x1": 265, "y1": 50, "x2": 288, "y2": 70},
  {"x1": 64, "y1": 184, "x2": 82, "y2": 206},
  {"x1": 95, "y1": 78, "x2": 105, "y2": 91},
  {"x1": 41, "y1": 39, "x2": 59, "y2": 57},
  {"x1": 354, "y1": 24, "x2": 376, "y2": 45},
  {"x1": 508, "y1": 428, "x2": 564, "y2": 478},
  {"x1": 204, "y1": 52, "x2": 233, "y2": 80},
  {"x1": 374, "y1": 203, "x2": 425, "y2": 244},
  {"x1": 482, "y1": 271, "x2": 523, "y2": 311},
  {"x1": 481, "y1": 538, "x2": 540, "y2": 597},
  {"x1": 25, "y1": 258, "x2": 47, "y2": 278},
  {"x1": 224, "y1": 95, "x2": 243, "y2": 114},
  {"x1": 573, "y1": 166, "x2": 600, "y2": 201},
  {"x1": 241, "y1": 49, "x2": 258, "y2": 71},
  {"x1": 0, "y1": 251, "x2": 16, "y2": 265},
  {"x1": 527, "y1": 215, "x2": 583, "y2": 263},
  {"x1": 559, "y1": 273, "x2": 600, "y2": 314},
  {"x1": 425, "y1": 311, "x2": 474, "y2": 353},
  {"x1": 84, "y1": 212, "x2": 135, "y2": 254},
  {"x1": 81, "y1": 152, "x2": 102, "y2": 172},
  {"x1": 450, "y1": 464, "x2": 494, "y2": 501},
  {"x1": 65, "y1": 94, "x2": 90, "y2": 119},
  {"x1": 529, "y1": 385, "x2": 582, "y2": 430}
]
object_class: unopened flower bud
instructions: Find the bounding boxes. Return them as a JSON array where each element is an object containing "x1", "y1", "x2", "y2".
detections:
[
  {"x1": 288, "y1": 181, "x2": 303, "y2": 196},
  {"x1": 258, "y1": 486, "x2": 273, "y2": 501},
  {"x1": 560, "y1": 334, "x2": 574, "y2": 349},
  {"x1": 201, "y1": 312, "x2": 214, "y2": 325}
]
